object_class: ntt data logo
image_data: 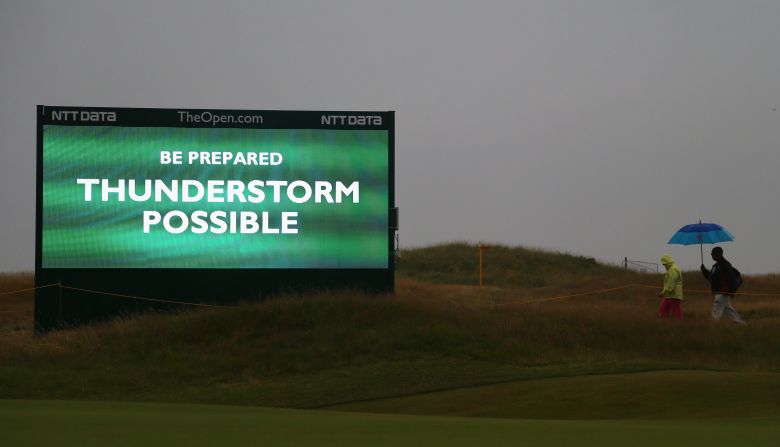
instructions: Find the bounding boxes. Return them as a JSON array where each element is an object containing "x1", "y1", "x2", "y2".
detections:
[
  {"x1": 50, "y1": 110, "x2": 117, "y2": 122},
  {"x1": 321, "y1": 114, "x2": 382, "y2": 126}
]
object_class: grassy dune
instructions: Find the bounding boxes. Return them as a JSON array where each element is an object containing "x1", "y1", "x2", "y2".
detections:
[
  {"x1": 397, "y1": 242, "x2": 635, "y2": 288},
  {"x1": 1, "y1": 244, "x2": 780, "y2": 419}
]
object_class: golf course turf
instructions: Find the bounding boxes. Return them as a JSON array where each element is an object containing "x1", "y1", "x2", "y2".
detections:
[
  {"x1": 3, "y1": 245, "x2": 780, "y2": 445},
  {"x1": 3, "y1": 399, "x2": 779, "y2": 447}
]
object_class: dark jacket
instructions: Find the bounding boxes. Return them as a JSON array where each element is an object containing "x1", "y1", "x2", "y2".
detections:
[{"x1": 701, "y1": 259, "x2": 738, "y2": 295}]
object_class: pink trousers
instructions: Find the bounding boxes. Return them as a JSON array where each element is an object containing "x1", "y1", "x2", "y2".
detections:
[{"x1": 657, "y1": 298, "x2": 683, "y2": 320}]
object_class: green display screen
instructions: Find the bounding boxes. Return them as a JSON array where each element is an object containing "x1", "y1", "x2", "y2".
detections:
[{"x1": 42, "y1": 125, "x2": 389, "y2": 268}]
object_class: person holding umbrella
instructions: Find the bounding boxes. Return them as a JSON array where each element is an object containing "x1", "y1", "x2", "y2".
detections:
[
  {"x1": 701, "y1": 246, "x2": 746, "y2": 325},
  {"x1": 658, "y1": 254, "x2": 684, "y2": 320}
]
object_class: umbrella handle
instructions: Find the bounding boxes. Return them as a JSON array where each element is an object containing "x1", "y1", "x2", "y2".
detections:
[{"x1": 699, "y1": 219, "x2": 703, "y2": 266}]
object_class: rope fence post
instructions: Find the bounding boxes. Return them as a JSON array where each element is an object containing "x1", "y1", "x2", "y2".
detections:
[
  {"x1": 58, "y1": 281, "x2": 63, "y2": 324},
  {"x1": 478, "y1": 243, "x2": 483, "y2": 287},
  {"x1": 478, "y1": 243, "x2": 491, "y2": 287}
]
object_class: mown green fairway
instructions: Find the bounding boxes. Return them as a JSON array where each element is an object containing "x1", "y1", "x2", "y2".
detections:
[
  {"x1": 2, "y1": 399, "x2": 779, "y2": 447},
  {"x1": 328, "y1": 370, "x2": 780, "y2": 419}
]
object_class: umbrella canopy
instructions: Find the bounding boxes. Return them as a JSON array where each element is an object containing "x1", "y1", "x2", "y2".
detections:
[
  {"x1": 668, "y1": 222, "x2": 735, "y2": 245},
  {"x1": 668, "y1": 221, "x2": 734, "y2": 264}
]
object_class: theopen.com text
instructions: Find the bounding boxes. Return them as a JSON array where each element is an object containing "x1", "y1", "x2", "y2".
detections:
[{"x1": 177, "y1": 110, "x2": 263, "y2": 126}]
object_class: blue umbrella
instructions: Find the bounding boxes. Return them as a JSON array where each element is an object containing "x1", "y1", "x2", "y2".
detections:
[{"x1": 668, "y1": 220, "x2": 735, "y2": 264}]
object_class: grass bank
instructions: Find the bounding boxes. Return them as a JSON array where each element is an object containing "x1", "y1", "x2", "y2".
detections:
[
  {"x1": 397, "y1": 242, "x2": 635, "y2": 287},
  {"x1": 1, "y1": 244, "x2": 779, "y2": 416}
]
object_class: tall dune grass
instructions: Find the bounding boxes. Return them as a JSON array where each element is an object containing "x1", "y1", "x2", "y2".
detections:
[
  {"x1": 397, "y1": 242, "x2": 636, "y2": 288},
  {"x1": 1, "y1": 245, "x2": 779, "y2": 408}
]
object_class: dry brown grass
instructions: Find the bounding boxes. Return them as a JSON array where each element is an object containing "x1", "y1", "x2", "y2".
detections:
[
  {"x1": 1, "y1": 262, "x2": 780, "y2": 410},
  {"x1": 3, "y1": 266, "x2": 780, "y2": 373},
  {"x1": 392, "y1": 273, "x2": 780, "y2": 371},
  {"x1": 0, "y1": 273, "x2": 34, "y2": 332}
]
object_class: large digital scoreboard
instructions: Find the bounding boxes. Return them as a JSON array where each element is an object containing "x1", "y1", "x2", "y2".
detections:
[{"x1": 35, "y1": 106, "x2": 395, "y2": 331}]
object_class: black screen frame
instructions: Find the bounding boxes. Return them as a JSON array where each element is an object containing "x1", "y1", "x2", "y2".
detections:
[{"x1": 35, "y1": 106, "x2": 395, "y2": 332}]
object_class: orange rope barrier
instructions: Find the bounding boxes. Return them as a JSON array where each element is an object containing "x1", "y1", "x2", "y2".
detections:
[
  {"x1": 629, "y1": 283, "x2": 780, "y2": 297},
  {"x1": 1, "y1": 282, "x2": 777, "y2": 313},
  {"x1": 0, "y1": 284, "x2": 58, "y2": 297},
  {"x1": 59, "y1": 285, "x2": 237, "y2": 309},
  {"x1": 497, "y1": 282, "x2": 780, "y2": 306},
  {"x1": 495, "y1": 285, "x2": 633, "y2": 306},
  {"x1": 0, "y1": 283, "x2": 236, "y2": 309}
]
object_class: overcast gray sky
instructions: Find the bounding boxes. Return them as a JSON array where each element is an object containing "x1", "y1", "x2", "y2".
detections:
[{"x1": 1, "y1": 0, "x2": 778, "y2": 273}]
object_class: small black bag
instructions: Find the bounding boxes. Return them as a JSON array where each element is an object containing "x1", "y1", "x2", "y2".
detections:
[{"x1": 731, "y1": 267, "x2": 743, "y2": 293}]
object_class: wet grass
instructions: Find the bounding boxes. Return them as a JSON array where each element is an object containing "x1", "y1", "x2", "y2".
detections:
[{"x1": 1, "y1": 244, "x2": 779, "y2": 416}]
